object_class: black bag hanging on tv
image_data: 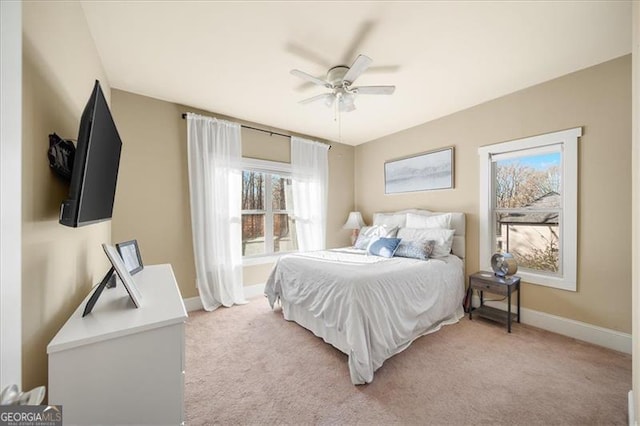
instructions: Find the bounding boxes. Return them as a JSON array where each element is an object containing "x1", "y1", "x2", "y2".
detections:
[{"x1": 48, "y1": 132, "x2": 76, "y2": 181}]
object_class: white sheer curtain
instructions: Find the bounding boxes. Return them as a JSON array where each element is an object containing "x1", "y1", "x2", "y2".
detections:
[
  {"x1": 291, "y1": 136, "x2": 329, "y2": 251},
  {"x1": 186, "y1": 113, "x2": 246, "y2": 311}
]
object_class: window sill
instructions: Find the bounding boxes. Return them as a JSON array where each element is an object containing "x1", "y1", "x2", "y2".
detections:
[
  {"x1": 517, "y1": 270, "x2": 576, "y2": 292},
  {"x1": 242, "y1": 252, "x2": 294, "y2": 266},
  {"x1": 480, "y1": 262, "x2": 576, "y2": 291}
]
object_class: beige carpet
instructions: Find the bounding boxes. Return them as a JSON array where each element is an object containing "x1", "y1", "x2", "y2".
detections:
[{"x1": 185, "y1": 298, "x2": 631, "y2": 425}]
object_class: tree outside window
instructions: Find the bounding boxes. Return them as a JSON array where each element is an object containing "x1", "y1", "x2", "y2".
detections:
[
  {"x1": 494, "y1": 151, "x2": 562, "y2": 274},
  {"x1": 241, "y1": 170, "x2": 297, "y2": 257}
]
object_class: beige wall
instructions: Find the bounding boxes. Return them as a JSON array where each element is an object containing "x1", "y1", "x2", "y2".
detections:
[
  {"x1": 355, "y1": 55, "x2": 632, "y2": 333},
  {"x1": 22, "y1": 2, "x2": 111, "y2": 391},
  {"x1": 110, "y1": 92, "x2": 197, "y2": 297},
  {"x1": 111, "y1": 90, "x2": 355, "y2": 299}
]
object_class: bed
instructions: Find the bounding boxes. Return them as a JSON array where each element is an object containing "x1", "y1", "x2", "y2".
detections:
[{"x1": 264, "y1": 210, "x2": 465, "y2": 384}]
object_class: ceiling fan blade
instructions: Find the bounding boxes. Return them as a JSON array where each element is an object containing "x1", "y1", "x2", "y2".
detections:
[
  {"x1": 290, "y1": 70, "x2": 331, "y2": 88},
  {"x1": 286, "y1": 43, "x2": 332, "y2": 68},
  {"x1": 342, "y1": 54, "x2": 373, "y2": 85},
  {"x1": 342, "y1": 21, "x2": 375, "y2": 64},
  {"x1": 294, "y1": 81, "x2": 319, "y2": 92},
  {"x1": 367, "y1": 65, "x2": 401, "y2": 74},
  {"x1": 353, "y1": 85, "x2": 396, "y2": 95},
  {"x1": 299, "y1": 93, "x2": 334, "y2": 105}
]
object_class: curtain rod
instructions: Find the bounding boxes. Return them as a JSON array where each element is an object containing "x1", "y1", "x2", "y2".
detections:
[{"x1": 181, "y1": 113, "x2": 331, "y2": 149}]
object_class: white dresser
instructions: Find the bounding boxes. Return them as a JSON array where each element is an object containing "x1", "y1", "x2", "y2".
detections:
[{"x1": 48, "y1": 264, "x2": 188, "y2": 425}]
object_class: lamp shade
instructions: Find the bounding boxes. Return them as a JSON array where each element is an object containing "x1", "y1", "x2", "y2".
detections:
[{"x1": 342, "y1": 211, "x2": 365, "y2": 230}]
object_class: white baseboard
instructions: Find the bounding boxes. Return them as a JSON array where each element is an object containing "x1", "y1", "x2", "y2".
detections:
[
  {"x1": 182, "y1": 283, "x2": 265, "y2": 313},
  {"x1": 629, "y1": 390, "x2": 635, "y2": 426},
  {"x1": 243, "y1": 283, "x2": 265, "y2": 300},
  {"x1": 183, "y1": 296, "x2": 203, "y2": 312},
  {"x1": 472, "y1": 295, "x2": 632, "y2": 354}
]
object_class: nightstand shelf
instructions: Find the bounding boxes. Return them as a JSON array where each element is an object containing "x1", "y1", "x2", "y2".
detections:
[
  {"x1": 468, "y1": 271, "x2": 520, "y2": 333},
  {"x1": 473, "y1": 305, "x2": 518, "y2": 324}
]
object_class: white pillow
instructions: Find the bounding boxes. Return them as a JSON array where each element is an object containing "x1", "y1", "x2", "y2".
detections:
[
  {"x1": 397, "y1": 209, "x2": 432, "y2": 217},
  {"x1": 397, "y1": 227, "x2": 455, "y2": 258},
  {"x1": 354, "y1": 225, "x2": 398, "y2": 250},
  {"x1": 372, "y1": 213, "x2": 407, "y2": 228},
  {"x1": 406, "y1": 212, "x2": 452, "y2": 230}
]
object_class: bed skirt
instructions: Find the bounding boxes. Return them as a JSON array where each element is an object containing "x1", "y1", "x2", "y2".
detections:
[{"x1": 280, "y1": 300, "x2": 464, "y2": 384}]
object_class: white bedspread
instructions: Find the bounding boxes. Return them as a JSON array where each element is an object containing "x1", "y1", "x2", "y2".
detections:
[{"x1": 265, "y1": 248, "x2": 465, "y2": 384}]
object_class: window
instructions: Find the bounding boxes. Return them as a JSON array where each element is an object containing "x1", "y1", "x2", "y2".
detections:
[
  {"x1": 479, "y1": 128, "x2": 581, "y2": 291},
  {"x1": 241, "y1": 158, "x2": 297, "y2": 260}
]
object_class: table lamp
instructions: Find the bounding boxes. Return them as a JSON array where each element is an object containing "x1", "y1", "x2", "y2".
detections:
[{"x1": 342, "y1": 211, "x2": 365, "y2": 245}]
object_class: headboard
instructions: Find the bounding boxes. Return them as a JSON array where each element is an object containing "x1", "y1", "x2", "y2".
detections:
[{"x1": 372, "y1": 209, "x2": 466, "y2": 260}]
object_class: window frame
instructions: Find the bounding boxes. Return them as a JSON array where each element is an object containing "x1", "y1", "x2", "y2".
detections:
[
  {"x1": 240, "y1": 158, "x2": 296, "y2": 265},
  {"x1": 478, "y1": 127, "x2": 581, "y2": 291}
]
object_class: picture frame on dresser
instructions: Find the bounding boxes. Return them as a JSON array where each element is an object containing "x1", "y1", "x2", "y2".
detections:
[
  {"x1": 82, "y1": 243, "x2": 143, "y2": 317},
  {"x1": 82, "y1": 266, "x2": 116, "y2": 317},
  {"x1": 384, "y1": 146, "x2": 454, "y2": 194},
  {"x1": 116, "y1": 239, "x2": 144, "y2": 275},
  {"x1": 102, "y1": 243, "x2": 142, "y2": 307}
]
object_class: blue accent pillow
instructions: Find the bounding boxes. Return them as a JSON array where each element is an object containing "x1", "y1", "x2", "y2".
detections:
[{"x1": 367, "y1": 237, "x2": 402, "y2": 258}]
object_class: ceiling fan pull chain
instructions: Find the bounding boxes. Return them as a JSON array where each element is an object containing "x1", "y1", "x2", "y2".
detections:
[{"x1": 338, "y1": 105, "x2": 342, "y2": 144}]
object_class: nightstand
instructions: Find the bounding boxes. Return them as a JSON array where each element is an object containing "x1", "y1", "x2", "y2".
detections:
[{"x1": 468, "y1": 271, "x2": 520, "y2": 333}]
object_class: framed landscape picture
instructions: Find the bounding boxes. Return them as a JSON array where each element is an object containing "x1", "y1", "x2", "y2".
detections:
[{"x1": 384, "y1": 146, "x2": 454, "y2": 194}]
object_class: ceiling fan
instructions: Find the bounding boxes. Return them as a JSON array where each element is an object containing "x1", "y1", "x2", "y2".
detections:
[{"x1": 290, "y1": 54, "x2": 396, "y2": 112}]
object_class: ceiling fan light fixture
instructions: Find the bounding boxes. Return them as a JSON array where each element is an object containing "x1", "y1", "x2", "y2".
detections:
[
  {"x1": 340, "y1": 102, "x2": 356, "y2": 113},
  {"x1": 324, "y1": 95, "x2": 335, "y2": 108},
  {"x1": 340, "y1": 93, "x2": 356, "y2": 112},
  {"x1": 292, "y1": 53, "x2": 395, "y2": 114}
]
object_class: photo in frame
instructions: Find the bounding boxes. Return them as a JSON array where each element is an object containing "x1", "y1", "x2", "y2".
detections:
[
  {"x1": 116, "y1": 239, "x2": 144, "y2": 275},
  {"x1": 384, "y1": 146, "x2": 454, "y2": 194},
  {"x1": 102, "y1": 243, "x2": 142, "y2": 308}
]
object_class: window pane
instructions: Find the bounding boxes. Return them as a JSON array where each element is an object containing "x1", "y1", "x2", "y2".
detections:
[
  {"x1": 242, "y1": 171, "x2": 265, "y2": 210},
  {"x1": 272, "y1": 174, "x2": 292, "y2": 211},
  {"x1": 495, "y1": 152, "x2": 561, "y2": 209},
  {"x1": 495, "y1": 212, "x2": 559, "y2": 273},
  {"x1": 273, "y1": 214, "x2": 297, "y2": 253},
  {"x1": 242, "y1": 214, "x2": 265, "y2": 256}
]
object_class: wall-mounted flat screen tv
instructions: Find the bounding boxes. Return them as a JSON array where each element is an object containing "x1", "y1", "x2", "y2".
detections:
[{"x1": 59, "y1": 80, "x2": 122, "y2": 227}]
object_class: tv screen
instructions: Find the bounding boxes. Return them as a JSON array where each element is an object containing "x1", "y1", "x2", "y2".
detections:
[{"x1": 59, "y1": 80, "x2": 122, "y2": 227}]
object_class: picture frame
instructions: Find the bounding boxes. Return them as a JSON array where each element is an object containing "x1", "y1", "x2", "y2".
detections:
[
  {"x1": 102, "y1": 243, "x2": 142, "y2": 308},
  {"x1": 82, "y1": 266, "x2": 116, "y2": 317},
  {"x1": 384, "y1": 146, "x2": 454, "y2": 194},
  {"x1": 116, "y1": 239, "x2": 144, "y2": 275}
]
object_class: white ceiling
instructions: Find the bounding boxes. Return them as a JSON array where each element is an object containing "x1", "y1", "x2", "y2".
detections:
[{"x1": 80, "y1": 1, "x2": 631, "y2": 146}]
